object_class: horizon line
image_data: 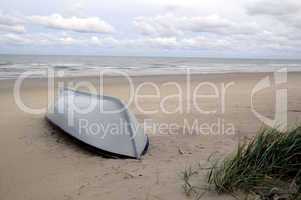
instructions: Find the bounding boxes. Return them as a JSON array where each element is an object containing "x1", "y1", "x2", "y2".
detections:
[{"x1": 1, "y1": 53, "x2": 301, "y2": 61}]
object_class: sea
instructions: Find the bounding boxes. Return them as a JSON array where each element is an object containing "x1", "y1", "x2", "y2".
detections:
[{"x1": 0, "y1": 54, "x2": 301, "y2": 79}]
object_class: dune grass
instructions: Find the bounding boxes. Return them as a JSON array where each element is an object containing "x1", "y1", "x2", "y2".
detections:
[
  {"x1": 181, "y1": 126, "x2": 301, "y2": 199},
  {"x1": 208, "y1": 126, "x2": 301, "y2": 199}
]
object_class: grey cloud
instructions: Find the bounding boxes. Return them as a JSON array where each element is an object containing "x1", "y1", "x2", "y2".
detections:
[
  {"x1": 0, "y1": 33, "x2": 31, "y2": 45},
  {"x1": 0, "y1": 12, "x2": 24, "y2": 26},
  {"x1": 2, "y1": 31, "x2": 301, "y2": 54},
  {"x1": 181, "y1": 36, "x2": 231, "y2": 49},
  {"x1": 0, "y1": 24, "x2": 25, "y2": 33},
  {"x1": 142, "y1": 37, "x2": 178, "y2": 49},
  {"x1": 1, "y1": 4, "x2": 301, "y2": 56},
  {"x1": 245, "y1": 0, "x2": 301, "y2": 36},
  {"x1": 134, "y1": 14, "x2": 261, "y2": 36},
  {"x1": 179, "y1": 15, "x2": 260, "y2": 35},
  {"x1": 246, "y1": 0, "x2": 301, "y2": 16},
  {"x1": 0, "y1": 32, "x2": 120, "y2": 47},
  {"x1": 0, "y1": 12, "x2": 26, "y2": 33},
  {"x1": 133, "y1": 14, "x2": 183, "y2": 36}
]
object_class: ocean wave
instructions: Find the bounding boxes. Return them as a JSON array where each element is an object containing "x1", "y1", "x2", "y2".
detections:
[
  {"x1": 0, "y1": 62, "x2": 12, "y2": 66},
  {"x1": 0, "y1": 56, "x2": 301, "y2": 80}
]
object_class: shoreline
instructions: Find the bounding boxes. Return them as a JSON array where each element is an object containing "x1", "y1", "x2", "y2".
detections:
[
  {"x1": 0, "y1": 70, "x2": 289, "y2": 83},
  {"x1": 0, "y1": 69, "x2": 299, "y2": 81}
]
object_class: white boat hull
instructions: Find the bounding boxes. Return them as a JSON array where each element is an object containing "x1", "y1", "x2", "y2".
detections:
[{"x1": 46, "y1": 88, "x2": 148, "y2": 159}]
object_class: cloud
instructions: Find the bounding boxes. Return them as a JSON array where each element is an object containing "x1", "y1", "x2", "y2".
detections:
[
  {"x1": 0, "y1": 12, "x2": 24, "y2": 26},
  {"x1": 134, "y1": 14, "x2": 260, "y2": 36},
  {"x1": 142, "y1": 37, "x2": 178, "y2": 48},
  {"x1": 181, "y1": 36, "x2": 231, "y2": 49},
  {"x1": 245, "y1": 0, "x2": 301, "y2": 35},
  {"x1": 59, "y1": 36, "x2": 78, "y2": 45},
  {"x1": 117, "y1": 36, "x2": 233, "y2": 50},
  {"x1": 1, "y1": 1, "x2": 301, "y2": 58},
  {"x1": 0, "y1": 33, "x2": 30, "y2": 45},
  {"x1": 90, "y1": 36, "x2": 119, "y2": 46},
  {"x1": 179, "y1": 15, "x2": 260, "y2": 35},
  {"x1": 0, "y1": 24, "x2": 25, "y2": 33},
  {"x1": 1, "y1": 31, "x2": 301, "y2": 57},
  {"x1": 0, "y1": 12, "x2": 26, "y2": 33},
  {"x1": 246, "y1": 0, "x2": 301, "y2": 16},
  {"x1": 134, "y1": 14, "x2": 183, "y2": 36},
  {"x1": 0, "y1": 32, "x2": 120, "y2": 47},
  {"x1": 28, "y1": 14, "x2": 114, "y2": 33}
]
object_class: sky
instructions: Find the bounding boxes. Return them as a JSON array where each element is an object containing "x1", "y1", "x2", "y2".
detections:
[{"x1": 0, "y1": 0, "x2": 301, "y2": 58}]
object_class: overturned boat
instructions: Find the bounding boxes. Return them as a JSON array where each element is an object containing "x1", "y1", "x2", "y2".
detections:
[{"x1": 46, "y1": 88, "x2": 148, "y2": 159}]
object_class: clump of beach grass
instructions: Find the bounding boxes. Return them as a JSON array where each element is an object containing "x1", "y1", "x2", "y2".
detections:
[
  {"x1": 181, "y1": 126, "x2": 301, "y2": 199},
  {"x1": 208, "y1": 126, "x2": 301, "y2": 199}
]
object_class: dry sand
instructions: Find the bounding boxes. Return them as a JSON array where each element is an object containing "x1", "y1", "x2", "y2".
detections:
[{"x1": 0, "y1": 72, "x2": 301, "y2": 200}]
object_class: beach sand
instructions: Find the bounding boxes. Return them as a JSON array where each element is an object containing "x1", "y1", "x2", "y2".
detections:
[{"x1": 1, "y1": 72, "x2": 301, "y2": 200}]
